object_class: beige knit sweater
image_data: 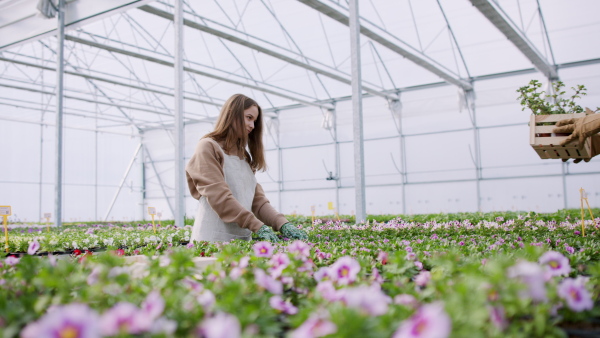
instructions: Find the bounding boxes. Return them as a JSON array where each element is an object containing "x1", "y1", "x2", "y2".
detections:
[{"x1": 185, "y1": 138, "x2": 288, "y2": 233}]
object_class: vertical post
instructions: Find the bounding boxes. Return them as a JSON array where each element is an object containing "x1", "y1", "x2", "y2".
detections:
[
  {"x1": 174, "y1": 0, "x2": 185, "y2": 227},
  {"x1": 466, "y1": 89, "x2": 482, "y2": 212},
  {"x1": 331, "y1": 108, "x2": 341, "y2": 214},
  {"x1": 561, "y1": 161, "x2": 568, "y2": 209},
  {"x1": 54, "y1": 0, "x2": 65, "y2": 227},
  {"x1": 349, "y1": 0, "x2": 366, "y2": 223}
]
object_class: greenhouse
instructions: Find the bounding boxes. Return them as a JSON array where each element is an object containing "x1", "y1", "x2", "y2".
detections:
[{"x1": 1, "y1": 0, "x2": 600, "y2": 337}]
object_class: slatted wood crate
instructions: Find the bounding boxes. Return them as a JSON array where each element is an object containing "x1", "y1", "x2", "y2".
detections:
[{"x1": 530, "y1": 113, "x2": 592, "y2": 160}]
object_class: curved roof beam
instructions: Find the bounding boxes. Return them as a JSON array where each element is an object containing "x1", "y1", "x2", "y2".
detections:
[
  {"x1": 65, "y1": 35, "x2": 334, "y2": 110},
  {"x1": 138, "y1": 4, "x2": 398, "y2": 101},
  {"x1": 297, "y1": 0, "x2": 473, "y2": 91},
  {"x1": 469, "y1": 0, "x2": 558, "y2": 80}
]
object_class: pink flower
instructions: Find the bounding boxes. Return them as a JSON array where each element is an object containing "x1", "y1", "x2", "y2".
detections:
[
  {"x1": 269, "y1": 295, "x2": 298, "y2": 315},
  {"x1": 288, "y1": 240, "x2": 310, "y2": 258},
  {"x1": 230, "y1": 267, "x2": 244, "y2": 280},
  {"x1": 290, "y1": 314, "x2": 337, "y2": 338},
  {"x1": 21, "y1": 303, "x2": 101, "y2": 338},
  {"x1": 393, "y1": 302, "x2": 451, "y2": 338},
  {"x1": 329, "y1": 256, "x2": 360, "y2": 285},
  {"x1": 339, "y1": 284, "x2": 391, "y2": 316},
  {"x1": 197, "y1": 290, "x2": 216, "y2": 310},
  {"x1": 27, "y1": 240, "x2": 40, "y2": 255},
  {"x1": 557, "y1": 276, "x2": 593, "y2": 312},
  {"x1": 394, "y1": 294, "x2": 419, "y2": 309},
  {"x1": 377, "y1": 251, "x2": 388, "y2": 265},
  {"x1": 314, "y1": 267, "x2": 331, "y2": 282},
  {"x1": 414, "y1": 261, "x2": 423, "y2": 270},
  {"x1": 238, "y1": 256, "x2": 250, "y2": 268},
  {"x1": 371, "y1": 267, "x2": 384, "y2": 284},
  {"x1": 181, "y1": 277, "x2": 204, "y2": 294},
  {"x1": 565, "y1": 246, "x2": 575, "y2": 255},
  {"x1": 254, "y1": 268, "x2": 283, "y2": 294},
  {"x1": 507, "y1": 261, "x2": 547, "y2": 302},
  {"x1": 270, "y1": 253, "x2": 290, "y2": 268},
  {"x1": 141, "y1": 291, "x2": 165, "y2": 320},
  {"x1": 538, "y1": 251, "x2": 571, "y2": 277},
  {"x1": 316, "y1": 281, "x2": 342, "y2": 302},
  {"x1": 253, "y1": 242, "x2": 274, "y2": 258},
  {"x1": 87, "y1": 267, "x2": 102, "y2": 286},
  {"x1": 406, "y1": 253, "x2": 416, "y2": 261},
  {"x1": 198, "y1": 312, "x2": 241, "y2": 338},
  {"x1": 414, "y1": 271, "x2": 431, "y2": 287},
  {"x1": 488, "y1": 305, "x2": 507, "y2": 331},
  {"x1": 100, "y1": 302, "x2": 144, "y2": 335},
  {"x1": 5, "y1": 256, "x2": 19, "y2": 266}
]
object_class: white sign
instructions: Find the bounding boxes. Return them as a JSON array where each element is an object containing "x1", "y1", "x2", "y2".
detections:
[
  {"x1": 44, "y1": 213, "x2": 51, "y2": 219},
  {"x1": 0, "y1": 206, "x2": 11, "y2": 216},
  {"x1": 148, "y1": 207, "x2": 156, "y2": 215},
  {"x1": 310, "y1": 206, "x2": 315, "y2": 213},
  {"x1": 157, "y1": 212, "x2": 162, "y2": 218}
]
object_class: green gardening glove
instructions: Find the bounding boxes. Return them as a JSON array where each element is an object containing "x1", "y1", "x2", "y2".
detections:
[
  {"x1": 256, "y1": 225, "x2": 280, "y2": 242},
  {"x1": 280, "y1": 223, "x2": 308, "y2": 240}
]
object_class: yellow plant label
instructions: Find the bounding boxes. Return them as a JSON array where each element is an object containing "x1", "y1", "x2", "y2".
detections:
[
  {"x1": 0, "y1": 206, "x2": 11, "y2": 216},
  {"x1": 148, "y1": 207, "x2": 156, "y2": 215},
  {"x1": 327, "y1": 202, "x2": 334, "y2": 210}
]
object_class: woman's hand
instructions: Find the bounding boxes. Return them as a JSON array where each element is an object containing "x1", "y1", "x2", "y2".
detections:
[
  {"x1": 256, "y1": 225, "x2": 280, "y2": 242},
  {"x1": 280, "y1": 223, "x2": 308, "y2": 240}
]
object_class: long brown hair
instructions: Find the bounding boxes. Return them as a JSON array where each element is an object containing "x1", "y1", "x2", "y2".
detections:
[{"x1": 204, "y1": 94, "x2": 267, "y2": 172}]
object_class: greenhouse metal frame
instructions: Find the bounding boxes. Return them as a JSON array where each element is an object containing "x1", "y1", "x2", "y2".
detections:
[{"x1": 1, "y1": 0, "x2": 599, "y2": 227}]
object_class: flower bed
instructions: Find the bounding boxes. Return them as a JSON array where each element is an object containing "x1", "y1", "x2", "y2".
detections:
[{"x1": 1, "y1": 211, "x2": 599, "y2": 337}]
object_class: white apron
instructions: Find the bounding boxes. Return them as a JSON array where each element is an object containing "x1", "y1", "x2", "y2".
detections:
[{"x1": 191, "y1": 140, "x2": 256, "y2": 242}]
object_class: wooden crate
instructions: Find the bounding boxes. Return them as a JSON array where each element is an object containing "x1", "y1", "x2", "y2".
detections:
[{"x1": 530, "y1": 113, "x2": 592, "y2": 160}]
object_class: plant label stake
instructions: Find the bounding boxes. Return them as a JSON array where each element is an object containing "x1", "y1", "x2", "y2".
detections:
[
  {"x1": 148, "y1": 207, "x2": 157, "y2": 234},
  {"x1": 310, "y1": 206, "x2": 315, "y2": 225},
  {"x1": 157, "y1": 212, "x2": 162, "y2": 227},
  {"x1": 579, "y1": 188, "x2": 594, "y2": 237},
  {"x1": 0, "y1": 206, "x2": 11, "y2": 253},
  {"x1": 44, "y1": 213, "x2": 51, "y2": 232}
]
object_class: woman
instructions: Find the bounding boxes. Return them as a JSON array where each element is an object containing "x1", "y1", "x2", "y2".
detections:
[{"x1": 186, "y1": 94, "x2": 308, "y2": 242}]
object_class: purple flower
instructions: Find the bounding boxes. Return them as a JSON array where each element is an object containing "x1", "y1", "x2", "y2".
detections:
[
  {"x1": 238, "y1": 256, "x2": 250, "y2": 268},
  {"x1": 414, "y1": 261, "x2": 423, "y2": 270},
  {"x1": 371, "y1": 267, "x2": 384, "y2": 284},
  {"x1": 406, "y1": 253, "x2": 416, "y2": 260},
  {"x1": 288, "y1": 240, "x2": 310, "y2": 258},
  {"x1": 316, "y1": 281, "x2": 342, "y2": 302},
  {"x1": 538, "y1": 251, "x2": 571, "y2": 277},
  {"x1": 565, "y1": 246, "x2": 575, "y2": 255},
  {"x1": 507, "y1": 261, "x2": 547, "y2": 302},
  {"x1": 186, "y1": 242, "x2": 194, "y2": 249},
  {"x1": 377, "y1": 251, "x2": 388, "y2": 264},
  {"x1": 21, "y1": 303, "x2": 101, "y2": 338},
  {"x1": 339, "y1": 284, "x2": 391, "y2": 316},
  {"x1": 270, "y1": 253, "x2": 290, "y2": 268},
  {"x1": 329, "y1": 256, "x2": 360, "y2": 285},
  {"x1": 253, "y1": 241, "x2": 274, "y2": 258},
  {"x1": 314, "y1": 267, "x2": 331, "y2": 282},
  {"x1": 269, "y1": 295, "x2": 298, "y2": 315},
  {"x1": 254, "y1": 268, "x2": 283, "y2": 294},
  {"x1": 5, "y1": 256, "x2": 19, "y2": 266},
  {"x1": 414, "y1": 271, "x2": 431, "y2": 287},
  {"x1": 87, "y1": 267, "x2": 102, "y2": 286},
  {"x1": 100, "y1": 302, "x2": 144, "y2": 335},
  {"x1": 393, "y1": 302, "x2": 451, "y2": 338},
  {"x1": 198, "y1": 312, "x2": 241, "y2": 338},
  {"x1": 141, "y1": 291, "x2": 165, "y2": 320},
  {"x1": 197, "y1": 290, "x2": 216, "y2": 310},
  {"x1": 394, "y1": 294, "x2": 418, "y2": 309},
  {"x1": 290, "y1": 314, "x2": 337, "y2": 338},
  {"x1": 557, "y1": 276, "x2": 593, "y2": 312},
  {"x1": 488, "y1": 305, "x2": 507, "y2": 331},
  {"x1": 181, "y1": 277, "x2": 204, "y2": 294},
  {"x1": 28, "y1": 240, "x2": 40, "y2": 255}
]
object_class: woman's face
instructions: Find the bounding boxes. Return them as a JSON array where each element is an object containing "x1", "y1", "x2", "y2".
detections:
[{"x1": 244, "y1": 105, "x2": 259, "y2": 135}]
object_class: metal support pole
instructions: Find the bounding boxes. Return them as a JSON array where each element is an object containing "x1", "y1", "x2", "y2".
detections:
[
  {"x1": 561, "y1": 162, "x2": 568, "y2": 209},
  {"x1": 333, "y1": 110, "x2": 341, "y2": 215},
  {"x1": 54, "y1": 0, "x2": 65, "y2": 227},
  {"x1": 103, "y1": 144, "x2": 142, "y2": 221},
  {"x1": 390, "y1": 98, "x2": 407, "y2": 215},
  {"x1": 467, "y1": 89, "x2": 482, "y2": 212},
  {"x1": 144, "y1": 145, "x2": 175, "y2": 218},
  {"x1": 349, "y1": 0, "x2": 366, "y2": 223},
  {"x1": 174, "y1": 0, "x2": 185, "y2": 227}
]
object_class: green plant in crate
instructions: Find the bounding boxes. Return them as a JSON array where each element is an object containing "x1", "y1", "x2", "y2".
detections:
[{"x1": 516, "y1": 79, "x2": 597, "y2": 115}]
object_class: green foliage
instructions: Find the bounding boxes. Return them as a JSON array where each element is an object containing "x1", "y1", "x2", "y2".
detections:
[{"x1": 516, "y1": 79, "x2": 597, "y2": 115}]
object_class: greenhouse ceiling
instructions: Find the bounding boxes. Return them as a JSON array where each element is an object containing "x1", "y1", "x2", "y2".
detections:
[{"x1": 1, "y1": 0, "x2": 599, "y2": 133}]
